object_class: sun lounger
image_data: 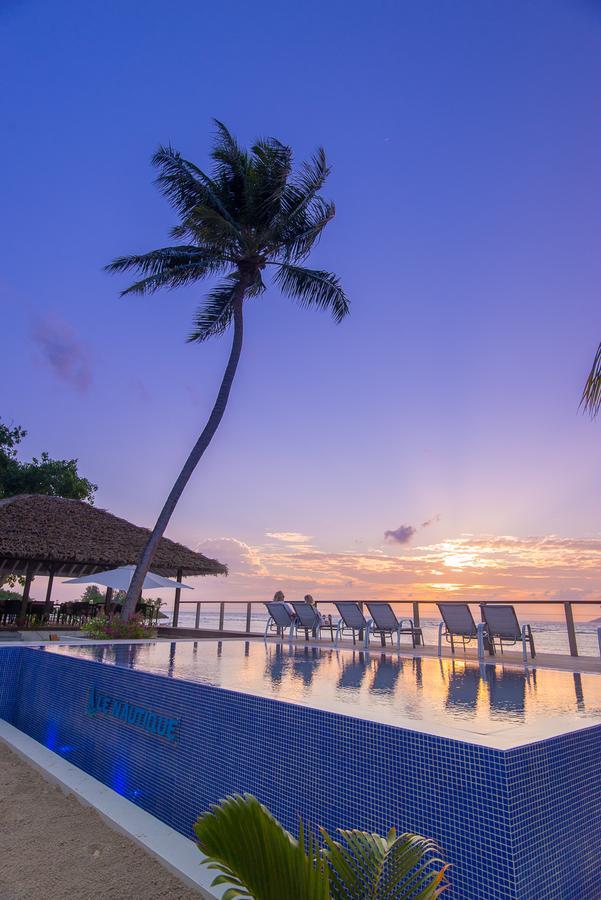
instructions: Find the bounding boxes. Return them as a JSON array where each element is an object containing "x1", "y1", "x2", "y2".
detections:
[
  {"x1": 480, "y1": 604, "x2": 535, "y2": 662},
  {"x1": 365, "y1": 601, "x2": 423, "y2": 649},
  {"x1": 290, "y1": 601, "x2": 334, "y2": 641},
  {"x1": 437, "y1": 602, "x2": 487, "y2": 658},
  {"x1": 333, "y1": 601, "x2": 371, "y2": 647},
  {"x1": 264, "y1": 602, "x2": 296, "y2": 639}
]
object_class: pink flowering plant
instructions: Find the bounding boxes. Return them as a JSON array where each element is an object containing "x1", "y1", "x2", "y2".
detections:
[{"x1": 81, "y1": 614, "x2": 156, "y2": 640}]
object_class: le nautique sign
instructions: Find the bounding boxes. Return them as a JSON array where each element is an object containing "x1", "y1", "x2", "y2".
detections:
[{"x1": 87, "y1": 685, "x2": 180, "y2": 743}]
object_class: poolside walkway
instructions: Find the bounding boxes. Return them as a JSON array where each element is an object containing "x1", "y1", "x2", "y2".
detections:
[{"x1": 0, "y1": 745, "x2": 201, "y2": 899}]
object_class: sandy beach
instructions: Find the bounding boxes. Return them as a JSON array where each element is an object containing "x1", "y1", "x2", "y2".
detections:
[{"x1": 0, "y1": 745, "x2": 201, "y2": 899}]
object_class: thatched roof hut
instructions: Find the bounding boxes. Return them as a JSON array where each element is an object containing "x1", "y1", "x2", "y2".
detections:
[{"x1": 0, "y1": 494, "x2": 226, "y2": 579}]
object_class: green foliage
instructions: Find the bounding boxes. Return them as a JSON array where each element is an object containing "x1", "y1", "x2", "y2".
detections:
[
  {"x1": 106, "y1": 120, "x2": 349, "y2": 344},
  {"x1": 194, "y1": 794, "x2": 449, "y2": 900},
  {"x1": 581, "y1": 341, "x2": 601, "y2": 418},
  {"x1": 195, "y1": 794, "x2": 329, "y2": 900},
  {"x1": 0, "y1": 417, "x2": 97, "y2": 502},
  {"x1": 81, "y1": 615, "x2": 156, "y2": 640},
  {"x1": 80, "y1": 585, "x2": 106, "y2": 604},
  {"x1": 0, "y1": 589, "x2": 25, "y2": 604},
  {"x1": 322, "y1": 826, "x2": 449, "y2": 899}
]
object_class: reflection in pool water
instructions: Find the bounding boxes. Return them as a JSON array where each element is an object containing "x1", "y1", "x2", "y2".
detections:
[{"x1": 46, "y1": 639, "x2": 601, "y2": 738}]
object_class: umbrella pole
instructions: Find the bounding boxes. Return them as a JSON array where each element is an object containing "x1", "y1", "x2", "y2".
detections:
[
  {"x1": 104, "y1": 586, "x2": 113, "y2": 615},
  {"x1": 172, "y1": 568, "x2": 183, "y2": 627}
]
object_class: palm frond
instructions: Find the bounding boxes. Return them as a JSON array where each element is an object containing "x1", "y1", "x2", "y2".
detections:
[
  {"x1": 194, "y1": 793, "x2": 329, "y2": 900},
  {"x1": 276, "y1": 198, "x2": 336, "y2": 262},
  {"x1": 581, "y1": 342, "x2": 601, "y2": 418},
  {"x1": 187, "y1": 275, "x2": 240, "y2": 343},
  {"x1": 322, "y1": 826, "x2": 449, "y2": 900},
  {"x1": 274, "y1": 264, "x2": 349, "y2": 323},
  {"x1": 105, "y1": 247, "x2": 229, "y2": 296},
  {"x1": 152, "y1": 145, "x2": 240, "y2": 228}
]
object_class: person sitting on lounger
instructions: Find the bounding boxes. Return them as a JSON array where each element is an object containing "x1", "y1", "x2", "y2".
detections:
[
  {"x1": 272, "y1": 590, "x2": 295, "y2": 618},
  {"x1": 304, "y1": 594, "x2": 331, "y2": 627}
]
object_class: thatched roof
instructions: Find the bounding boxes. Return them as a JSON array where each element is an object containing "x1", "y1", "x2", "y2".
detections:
[{"x1": 0, "y1": 495, "x2": 227, "y2": 579}]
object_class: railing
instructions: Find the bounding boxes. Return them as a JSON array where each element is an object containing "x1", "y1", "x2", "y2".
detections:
[{"x1": 165, "y1": 598, "x2": 601, "y2": 658}]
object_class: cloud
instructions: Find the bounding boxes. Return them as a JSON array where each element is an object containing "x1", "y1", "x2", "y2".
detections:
[
  {"x1": 421, "y1": 514, "x2": 441, "y2": 528},
  {"x1": 265, "y1": 531, "x2": 313, "y2": 544},
  {"x1": 191, "y1": 531, "x2": 601, "y2": 608},
  {"x1": 196, "y1": 537, "x2": 268, "y2": 576},
  {"x1": 31, "y1": 314, "x2": 92, "y2": 392},
  {"x1": 384, "y1": 525, "x2": 417, "y2": 545}
]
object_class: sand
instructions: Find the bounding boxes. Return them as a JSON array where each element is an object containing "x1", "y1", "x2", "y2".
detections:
[{"x1": 0, "y1": 745, "x2": 202, "y2": 899}]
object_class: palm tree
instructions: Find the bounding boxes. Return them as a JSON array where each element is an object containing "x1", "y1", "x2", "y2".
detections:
[
  {"x1": 106, "y1": 122, "x2": 349, "y2": 620},
  {"x1": 581, "y1": 342, "x2": 601, "y2": 418},
  {"x1": 194, "y1": 793, "x2": 449, "y2": 899}
]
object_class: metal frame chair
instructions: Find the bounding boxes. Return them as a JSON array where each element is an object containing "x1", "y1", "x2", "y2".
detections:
[
  {"x1": 365, "y1": 601, "x2": 423, "y2": 649},
  {"x1": 437, "y1": 603, "x2": 487, "y2": 659},
  {"x1": 333, "y1": 602, "x2": 371, "y2": 648},
  {"x1": 263, "y1": 602, "x2": 296, "y2": 640},
  {"x1": 480, "y1": 604, "x2": 536, "y2": 663},
  {"x1": 290, "y1": 602, "x2": 334, "y2": 641}
]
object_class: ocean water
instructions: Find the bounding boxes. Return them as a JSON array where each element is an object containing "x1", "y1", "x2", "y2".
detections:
[{"x1": 164, "y1": 607, "x2": 601, "y2": 657}]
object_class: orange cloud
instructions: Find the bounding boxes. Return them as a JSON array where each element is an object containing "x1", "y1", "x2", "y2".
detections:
[{"x1": 189, "y1": 532, "x2": 601, "y2": 614}]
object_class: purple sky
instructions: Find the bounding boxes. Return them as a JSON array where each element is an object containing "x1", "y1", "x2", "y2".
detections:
[{"x1": 2, "y1": 1, "x2": 601, "y2": 610}]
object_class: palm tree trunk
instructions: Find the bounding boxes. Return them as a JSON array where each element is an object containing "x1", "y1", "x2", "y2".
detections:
[{"x1": 121, "y1": 281, "x2": 248, "y2": 620}]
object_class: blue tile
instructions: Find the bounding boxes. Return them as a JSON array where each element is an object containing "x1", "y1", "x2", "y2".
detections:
[{"x1": 0, "y1": 646, "x2": 599, "y2": 900}]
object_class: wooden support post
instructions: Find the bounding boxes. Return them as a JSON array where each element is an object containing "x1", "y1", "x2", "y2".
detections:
[
  {"x1": 564, "y1": 602, "x2": 578, "y2": 657},
  {"x1": 18, "y1": 563, "x2": 35, "y2": 627},
  {"x1": 172, "y1": 568, "x2": 182, "y2": 627},
  {"x1": 245, "y1": 603, "x2": 252, "y2": 634},
  {"x1": 195, "y1": 602, "x2": 201, "y2": 629},
  {"x1": 412, "y1": 602, "x2": 420, "y2": 628},
  {"x1": 104, "y1": 586, "x2": 113, "y2": 614},
  {"x1": 44, "y1": 565, "x2": 55, "y2": 620},
  {"x1": 218, "y1": 602, "x2": 225, "y2": 632}
]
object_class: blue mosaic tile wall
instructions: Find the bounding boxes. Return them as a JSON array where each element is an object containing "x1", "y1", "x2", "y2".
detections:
[{"x1": 1, "y1": 647, "x2": 599, "y2": 899}]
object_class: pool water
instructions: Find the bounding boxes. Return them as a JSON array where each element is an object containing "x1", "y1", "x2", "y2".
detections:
[{"x1": 46, "y1": 639, "x2": 601, "y2": 748}]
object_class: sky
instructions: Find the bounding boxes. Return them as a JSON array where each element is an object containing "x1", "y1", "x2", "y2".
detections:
[{"x1": 1, "y1": 0, "x2": 601, "y2": 615}]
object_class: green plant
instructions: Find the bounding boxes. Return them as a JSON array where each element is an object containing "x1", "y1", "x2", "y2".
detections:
[
  {"x1": 106, "y1": 121, "x2": 349, "y2": 619},
  {"x1": 194, "y1": 794, "x2": 449, "y2": 900},
  {"x1": 0, "y1": 417, "x2": 96, "y2": 502},
  {"x1": 81, "y1": 614, "x2": 156, "y2": 640},
  {"x1": 80, "y1": 585, "x2": 105, "y2": 604}
]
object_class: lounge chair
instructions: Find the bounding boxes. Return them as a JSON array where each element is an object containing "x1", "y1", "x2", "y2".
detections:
[
  {"x1": 365, "y1": 601, "x2": 423, "y2": 649},
  {"x1": 264, "y1": 602, "x2": 296, "y2": 640},
  {"x1": 290, "y1": 601, "x2": 334, "y2": 641},
  {"x1": 437, "y1": 603, "x2": 487, "y2": 658},
  {"x1": 333, "y1": 602, "x2": 371, "y2": 647},
  {"x1": 480, "y1": 604, "x2": 535, "y2": 663}
]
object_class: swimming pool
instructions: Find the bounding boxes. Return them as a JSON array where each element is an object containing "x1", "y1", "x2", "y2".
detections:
[
  {"x1": 0, "y1": 640, "x2": 599, "y2": 899},
  {"x1": 46, "y1": 639, "x2": 601, "y2": 748}
]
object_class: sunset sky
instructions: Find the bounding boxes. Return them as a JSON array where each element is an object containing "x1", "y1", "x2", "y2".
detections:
[{"x1": 2, "y1": 1, "x2": 601, "y2": 614}]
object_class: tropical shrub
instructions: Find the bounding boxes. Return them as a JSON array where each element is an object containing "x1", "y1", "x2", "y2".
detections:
[
  {"x1": 195, "y1": 793, "x2": 449, "y2": 899},
  {"x1": 81, "y1": 614, "x2": 156, "y2": 640}
]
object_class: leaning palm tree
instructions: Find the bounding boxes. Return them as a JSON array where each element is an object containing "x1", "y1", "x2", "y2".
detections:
[
  {"x1": 106, "y1": 122, "x2": 349, "y2": 620},
  {"x1": 581, "y1": 341, "x2": 601, "y2": 418},
  {"x1": 194, "y1": 793, "x2": 449, "y2": 899}
]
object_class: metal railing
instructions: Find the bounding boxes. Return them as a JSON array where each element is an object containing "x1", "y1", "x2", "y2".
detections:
[{"x1": 165, "y1": 598, "x2": 601, "y2": 658}]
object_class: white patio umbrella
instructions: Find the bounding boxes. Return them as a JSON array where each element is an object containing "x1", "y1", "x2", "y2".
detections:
[{"x1": 63, "y1": 565, "x2": 194, "y2": 592}]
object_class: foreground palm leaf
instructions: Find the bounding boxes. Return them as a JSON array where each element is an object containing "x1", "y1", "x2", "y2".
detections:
[
  {"x1": 321, "y1": 826, "x2": 449, "y2": 899},
  {"x1": 581, "y1": 341, "x2": 601, "y2": 418},
  {"x1": 106, "y1": 121, "x2": 349, "y2": 619},
  {"x1": 194, "y1": 793, "x2": 329, "y2": 900},
  {"x1": 194, "y1": 794, "x2": 449, "y2": 899}
]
